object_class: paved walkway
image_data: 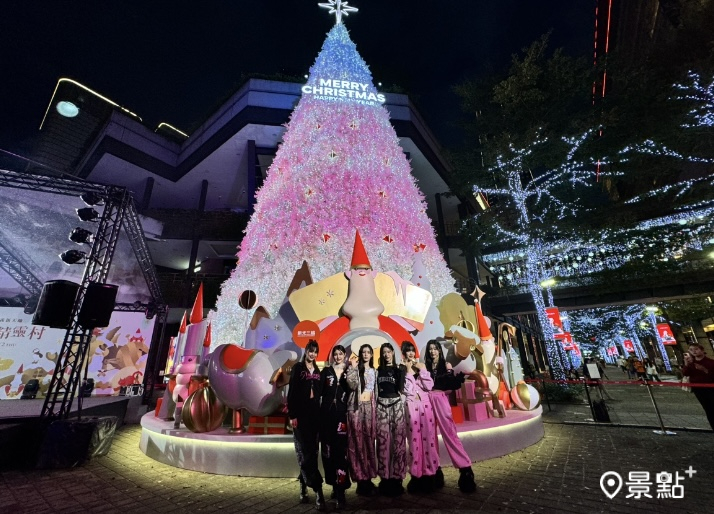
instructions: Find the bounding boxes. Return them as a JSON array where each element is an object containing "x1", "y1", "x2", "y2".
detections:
[
  {"x1": 1, "y1": 421, "x2": 712, "y2": 513},
  {"x1": 538, "y1": 371, "x2": 712, "y2": 431}
]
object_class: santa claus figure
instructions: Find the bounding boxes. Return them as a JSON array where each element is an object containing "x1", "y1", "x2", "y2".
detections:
[
  {"x1": 342, "y1": 230, "x2": 384, "y2": 330},
  {"x1": 338, "y1": 231, "x2": 406, "y2": 364}
]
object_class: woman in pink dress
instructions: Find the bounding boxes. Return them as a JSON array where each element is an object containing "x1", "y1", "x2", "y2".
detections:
[{"x1": 400, "y1": 341, "x2": 439, "y2": 493}]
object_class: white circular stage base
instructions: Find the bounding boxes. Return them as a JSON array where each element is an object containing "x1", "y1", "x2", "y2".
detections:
[{"x1": 140, "y1": 406, "x2": 544, "y2": 477}]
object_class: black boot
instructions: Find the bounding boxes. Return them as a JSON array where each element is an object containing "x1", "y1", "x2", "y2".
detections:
[
  {"x1": 458, "y1": 466, "x2": 477, "y2": 493},
  {"x1": 336, "y1": 488, "x2": 346, "y2": 510},
  {"x1": 355, "y1": 481, "x2": 365, "y2": 495},
  {"x1": 407, "y1": 475, "x2": 421, "y2": 493},
  {"x1": 315, "y1": 488, "x2": 326, "y2": 512},
  {"x1": 299, "y1": 477, "x2": 309, "y2": 504},
  {"x1": 356, "y1": 480, "x2": 375, "y2": 496},
  {"x1": 434, "y1": 467, "x2": 445, "y2": 489},
  {"x1": 421, "y1": 474, "x2": 436, "y2": 493},
  {"x1": 393, "y1": 479, "x2": 405, "y2": 496}
]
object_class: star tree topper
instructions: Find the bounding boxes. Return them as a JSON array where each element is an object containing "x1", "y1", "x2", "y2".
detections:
[{"x1": 318, "y1": 0, "x2": 358, "y2": 24}]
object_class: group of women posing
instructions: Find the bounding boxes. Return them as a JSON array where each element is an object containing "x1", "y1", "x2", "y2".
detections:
[{"x1": 287, "y1": 339, "x2": 477, "y2": 511}]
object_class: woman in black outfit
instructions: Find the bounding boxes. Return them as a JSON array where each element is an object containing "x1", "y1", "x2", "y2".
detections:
[
  {"x1": 288, "y1": 340, "x2": 326, "y2": 511},
  {"x1": 320, "y1": 344, "x2": 351, "y2": 510},
  {"x1": 376, "y1": 342, "x2": 407, "y2": 496}
]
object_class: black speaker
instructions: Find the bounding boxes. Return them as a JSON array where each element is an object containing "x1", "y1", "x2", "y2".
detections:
[
  {"x1": 32, "y1": 280, "x2": 80, "y2": 328},
  {"x1": 78, "y1": 283, "x2": 118, "y2": 329}
]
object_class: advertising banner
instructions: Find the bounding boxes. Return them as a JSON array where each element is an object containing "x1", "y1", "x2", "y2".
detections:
[
  {"x1": 657, "y1": 323, "x2": 677, "y2": 345},
  {"x1": 0, "y1": 307, "x2": 155, "y2": 399},
  {"x1": 622, "y1": 339, "x2": 635, "y2": 354},
  {"x1": 557, "y1": 332, "x2": 575, "y2": 350},
  {"x1": 545, "y1": 307, "x2": 565, "y2": 336}
]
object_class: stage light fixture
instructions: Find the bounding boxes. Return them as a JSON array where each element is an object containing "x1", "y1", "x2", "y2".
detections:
[
  {"x1": 80, "y1": 192, "x2": 104, "y2": 206},
  {"x1": 69, "y1": 227, "x2": 94, "y2": 244},
  {"x1": 60, "y1": 249, "x2": 87, "y2": 265},
  {"x1": 76, "y1": 207, "x2": 100, "y2": 222},
  {"x1": 145, "y1": 303, "x2": 157, "y2": 320}
]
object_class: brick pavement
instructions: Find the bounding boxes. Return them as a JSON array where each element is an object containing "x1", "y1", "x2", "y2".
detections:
[{"x1": 1, "y1": 422, "x2": 713, "y2": 513}]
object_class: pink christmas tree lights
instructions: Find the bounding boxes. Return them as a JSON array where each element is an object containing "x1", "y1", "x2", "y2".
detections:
[{"x1": 213, "y1": 22, "x2": 454, "y2": 345}]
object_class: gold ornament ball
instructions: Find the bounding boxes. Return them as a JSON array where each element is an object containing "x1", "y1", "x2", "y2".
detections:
[
  {"x1": 182, "y1": 385, "x2": 227, "y2": 433},
  {"x1": 510, "y1": 383, "x2": 540, "y2": 411}
]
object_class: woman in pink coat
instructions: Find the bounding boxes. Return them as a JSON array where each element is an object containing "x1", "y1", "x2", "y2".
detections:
[{"x1": 400, "y1": 341, "x2": 439, "y2": 493}]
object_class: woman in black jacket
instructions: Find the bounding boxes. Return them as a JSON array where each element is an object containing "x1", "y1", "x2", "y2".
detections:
[
  {"x1": 287, "y1": 340, "x2": 325, "y2": 510},
  {"x1": 320, "y1": 344, "x2": 351, "y2": 509}
]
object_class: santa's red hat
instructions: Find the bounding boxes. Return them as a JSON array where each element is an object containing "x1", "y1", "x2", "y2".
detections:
[
  {"x1": 350, "y1": 230, "x2": 372, "y2": 269},
  {"x1": 471, "y1": 286, "x2": 493, "y2": 340},
  {"x1": 475, "y1": 303, "x2": 493, "y2": 340}
]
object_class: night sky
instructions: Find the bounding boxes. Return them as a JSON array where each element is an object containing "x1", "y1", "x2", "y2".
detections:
[{"x1": 0, "y1": 1, "x2": 593, "y2": 155}]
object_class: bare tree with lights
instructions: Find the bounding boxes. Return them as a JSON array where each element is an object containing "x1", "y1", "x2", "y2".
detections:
[{"x1": 468, "y1": 130, "x2": 607, "y2": 379}]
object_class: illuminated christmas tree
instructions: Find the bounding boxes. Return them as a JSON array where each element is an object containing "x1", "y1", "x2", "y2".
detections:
[{"x1": 213, "y1": 9, "x2": 453, "y2": 345}]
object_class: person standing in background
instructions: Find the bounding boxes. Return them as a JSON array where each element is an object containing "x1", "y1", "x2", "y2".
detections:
[{"x1": 682, "y1": 343, "x2": 714, "y2": 430}]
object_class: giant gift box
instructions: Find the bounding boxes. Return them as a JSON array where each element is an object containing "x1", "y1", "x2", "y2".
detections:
[
  {"x1": 456, "y1": 379, "x2": 490, "y2": 422},
  {"x1": 248, "y1": 415, "x2": 288, "y2": 435}
]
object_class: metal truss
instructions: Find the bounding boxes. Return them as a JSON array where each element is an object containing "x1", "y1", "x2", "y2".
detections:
[
  {"x1": 141, "y1": 304, "x2": 168, "y2": 403},
  {"x1": 122, "y1": 199, "x2": 165, "y2": 304},
  {"x1": 0, "y1": 168, "x2": 105, "y2": 197},
  {"x1": 41, "y1": 186, "x2": 130, "y2": 418},
  {"x1": 0, "y1": 236, "x2": 43, "y2": 297}
]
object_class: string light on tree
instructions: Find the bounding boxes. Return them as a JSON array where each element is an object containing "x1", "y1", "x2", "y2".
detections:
[
  {"x1": 472, "y1": 130, "x2": 610, "y2": 379},
  {"x1": 646, "y1": 307, "x2": 672, "y2": 372},
  {"x1": 674, "y1": 71, "x2": 714, "y2": 128}
]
